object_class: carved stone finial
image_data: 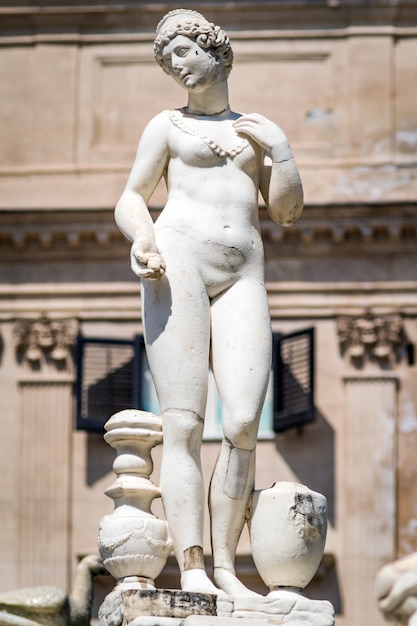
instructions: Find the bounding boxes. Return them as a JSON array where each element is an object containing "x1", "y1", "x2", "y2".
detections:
[
  {"x1": 13, "y1": 315, "x2": 78, "y2": 369},
  {"x1": 336, "y1": 313, "x2": 407, "y2": 367},
  {"x1": 98, "y1": 409, "x2": 172, "y2": 586}
]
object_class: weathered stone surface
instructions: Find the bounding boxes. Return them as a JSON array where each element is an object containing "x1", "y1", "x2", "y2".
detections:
[
  {"x1": 233, "y1": 591, "x2": 334, "y2": 625},
  {"x1": 121, "y1": 589, "x2": 217, "y2": 621}
]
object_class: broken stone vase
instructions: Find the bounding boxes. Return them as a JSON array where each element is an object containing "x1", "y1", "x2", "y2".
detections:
[{"x1": 249, "y1": 481, "x2": 327, "y2": 591}]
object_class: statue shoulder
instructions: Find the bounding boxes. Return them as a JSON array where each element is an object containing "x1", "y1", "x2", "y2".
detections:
[
  {"x1": 141, "y1": 110, "x2": 190, "y2": 147},
  {"x1": 144, "y1": 111, "x2": 173, "y2": 133},
  {"x1": 138, "y1": 112, "x2": 173, "y2": 150}
]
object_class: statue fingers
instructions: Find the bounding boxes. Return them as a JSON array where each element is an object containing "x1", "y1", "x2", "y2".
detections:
[{"x1": 131, "y1": 249, "x2": 166, "y2": 279}]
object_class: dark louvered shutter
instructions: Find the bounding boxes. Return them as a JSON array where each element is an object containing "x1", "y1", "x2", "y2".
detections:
[
  {"x1": 273, "y1": 328, "x2": 315, "y2": 432},
  {"x1": 75, "y1": 336, "x2": 142, "y2": 431}
]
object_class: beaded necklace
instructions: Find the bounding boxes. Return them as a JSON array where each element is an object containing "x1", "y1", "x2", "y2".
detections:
[{"x1": 164, "y1": 108, "x2": 249, "y2": 159}]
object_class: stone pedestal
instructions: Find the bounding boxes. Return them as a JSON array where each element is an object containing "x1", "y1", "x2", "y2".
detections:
[
  {"x1": 99, "y1": 588, "x2": 217, "y2": 626},
  {"x1": 122, "y1": 589, "x2": 216, "y2": 621}
]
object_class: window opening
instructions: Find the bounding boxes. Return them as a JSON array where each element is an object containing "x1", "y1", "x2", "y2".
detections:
[{"x1": 76, "y1": 329, "x2": 315, "y2": 435}]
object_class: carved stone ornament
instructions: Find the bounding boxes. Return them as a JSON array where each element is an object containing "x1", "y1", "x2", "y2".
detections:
[
  {"x1": 336, "y1": 313, "x2": 407, "y2": 367},
  {"x1": 98, "y1": 409, "x2": 172, "y2": 587},
  {"x1": 13, "y1": 316, "x2": 79, "y2": 368}
]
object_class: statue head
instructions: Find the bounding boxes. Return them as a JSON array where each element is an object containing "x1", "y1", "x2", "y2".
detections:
[{"x1": 154, "y1": 9, "x2": 233, "y2": 76}]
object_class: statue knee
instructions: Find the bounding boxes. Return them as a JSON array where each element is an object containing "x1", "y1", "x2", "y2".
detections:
[
  {"x1": 162, "y1": 408, "x2": 204, "y2": 449},
  {"x1": 223, "y1": 411, "x2": 259, "y2": 451}
]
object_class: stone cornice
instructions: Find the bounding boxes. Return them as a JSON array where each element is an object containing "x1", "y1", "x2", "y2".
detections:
[
  {"x1": 0, "y1": 208, "x2": 129, "y2": 262},
  {"x1": 261, "y1": 203, "x2": 417, "y2": 256},
  {"x1": 1, "y1": 204, "x2": 416, "y2": 262},
  {"x1": 1, "y1": 1, "x2": 417, "y2": 43}
]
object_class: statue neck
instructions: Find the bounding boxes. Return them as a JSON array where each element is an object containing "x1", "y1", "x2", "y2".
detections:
[{"x1": 186, "y1": 81, "x2": 229, "y2": 117}]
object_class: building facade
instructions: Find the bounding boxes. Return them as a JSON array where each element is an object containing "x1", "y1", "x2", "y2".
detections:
[{"x1": 1, "y1": 2, "x2": 417, "y2": 625}]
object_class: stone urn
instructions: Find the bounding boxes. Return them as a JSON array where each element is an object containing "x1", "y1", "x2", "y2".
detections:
[
  {"x1": 249, "y1": 481, "x2": 327, "y2": 592},
  {"x1": 98, "y1": 409, "x2": 172, "y2": 587}
]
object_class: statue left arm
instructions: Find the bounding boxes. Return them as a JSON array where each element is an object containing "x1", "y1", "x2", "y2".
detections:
[{"x1": 233, "y1": 113, "x2": 303, "y2": 226}]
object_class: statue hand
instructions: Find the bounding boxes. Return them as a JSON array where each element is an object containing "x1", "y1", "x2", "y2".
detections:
[
  {"x1": 130, "y1": 241, "x2": 166, "y2": 280},
  {"x1": 233, "y1": 113, "x2": 292, "y2": 162}
]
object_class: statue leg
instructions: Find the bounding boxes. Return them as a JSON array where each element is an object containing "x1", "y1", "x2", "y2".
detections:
[
  {"x1": 141, "y1": 272, "x2": 225, "y2": 597},
  {"x1": 209, "y1": 277, "x2": 272, "y2": 597}
]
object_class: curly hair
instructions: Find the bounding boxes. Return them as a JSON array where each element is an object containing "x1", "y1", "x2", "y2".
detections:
[{"x1": 154, "y1": 9, "x2": 233, "y2": 76}]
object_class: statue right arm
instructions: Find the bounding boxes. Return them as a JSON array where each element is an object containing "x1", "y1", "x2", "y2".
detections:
[{"x1": 114, "y1": 113, "x2": 170, "y2": 279}]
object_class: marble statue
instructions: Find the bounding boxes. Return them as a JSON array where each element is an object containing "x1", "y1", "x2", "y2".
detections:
[
  {"x1": 0, "y1": 554, "x2": 107, "y2": 626},
  {"x1": 376, "y1": 551, "x2": 417, "y2": 626},
  {"x1": 114, "y1": 8, "x2": 303, "y2": 602}
]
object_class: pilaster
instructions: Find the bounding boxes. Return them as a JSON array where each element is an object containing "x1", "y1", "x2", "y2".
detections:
[
  {"x1": 338, "y1": 312, "x2": 404, "y2": 625},
  {"x1": 341, "y1": 375, "x2": 397, "y2": 625},
  {"x1": 17, "y1": 379, "x2": 73, "y2": 588},
  {"x1": 13, "y1": 316, "x2": 78, "y2": 588}
]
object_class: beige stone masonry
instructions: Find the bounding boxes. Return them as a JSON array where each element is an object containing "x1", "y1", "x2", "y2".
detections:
[{"x1": 341, "y1": 376, "x2": 398, "y2": 626}]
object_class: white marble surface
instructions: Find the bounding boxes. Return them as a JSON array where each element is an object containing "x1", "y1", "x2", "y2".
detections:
[
  {"x1": 114, "y1": 8, "x2": 303, "y2": 601},
  {"x1": 0, "y1": 555, "x2": 107, "y2": 626},
  {"x1": 250, "y1": 482, "x2": 327, "y2": 591},
  {"x1": 376, "y1": 551, "x2": 417, "y2": 626}
]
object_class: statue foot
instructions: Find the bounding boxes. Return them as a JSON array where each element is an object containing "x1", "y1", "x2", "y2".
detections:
[
  {"x1": 181, "y1": 569, "x2": 227, "y2": 598},
  {"x1": 213, "y1": 566, "x2": 261, "y2": 598},
  {"x1": 181, "y1": 569, "x2": 233, "y2": 616}
]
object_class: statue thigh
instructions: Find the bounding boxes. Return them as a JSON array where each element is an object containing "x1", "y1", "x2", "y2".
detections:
[
  {"x1": 141, "y1": 272, "x2": 211, "y2": 419},
  {"x1": 210, "y1": 277, "x2": 272, "y2": 449}
]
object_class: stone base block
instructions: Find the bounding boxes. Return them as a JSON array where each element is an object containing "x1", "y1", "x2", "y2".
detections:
[
  {"x1": 129, "y1": 614, "x2": 335, "y2": 626},
  {"x1": 186, "y1": 611, "x2": 334, "y2": 626},
  {"x1": 233, "y1": 591, "x2": 334, "y2": 625},
  {"x1": 122, "y1": 589, "x2": 217, "y2": 621},
  {"x1": 99, "y1": 588, "x2": 334, "y2": 626},
  {"x1": 98, "y1": 587, "x2": 218, "y2": 626}
]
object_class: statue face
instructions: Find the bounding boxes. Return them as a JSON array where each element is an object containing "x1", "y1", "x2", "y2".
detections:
[{"x1": 161, "y1": 35, "x2": 225, "y2": 91}]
